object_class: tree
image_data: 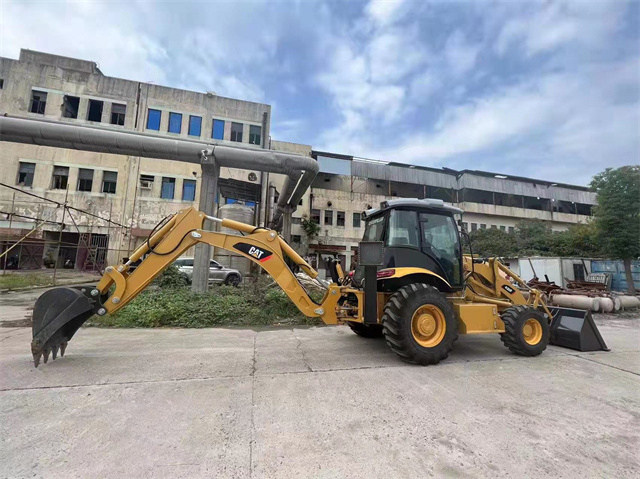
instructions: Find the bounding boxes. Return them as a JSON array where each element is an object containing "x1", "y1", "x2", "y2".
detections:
[
  {"x1": 468, "y1": 228, "x2": 517, "y2": 258},
  {"x1": 590, "y1": 166, "x2": 640, "y2": 294},
  {"x1": 552, "y1": 222, "x2": 601, "y2": 258}
]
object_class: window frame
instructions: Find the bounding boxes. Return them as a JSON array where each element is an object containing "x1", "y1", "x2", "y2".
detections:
[
  {"x1": 230, "y1": 122, "x2": 243, "y2": 142},
  {"x1": 188, "y1": 115, "x2": 202, "y2": 137},
  {"x1": 102, "y1": 171, "x2": 118, "y2": 194},
  {"x1": 161, "y1": 177, "x2": 176, "y2": 200},
  {"x1": 337, "y1": 211, "x2": 345, "y2": 227},
  {"x1": 146, "y1": 109, "x2": 161, "y2": 130},
  {"x1": 182, "y1": 179, "x2": 196, "y2": 201},
  {"x1": 52, "y1": 166, "x2": 70, "y2": 190},
  {"x1": 212, "y1": 119, "x2": 225, "y2": 140},
  {"x1": 62, "y1": 95, "x2": 80, "y2": 119},
  {"x1": 110, "y1": 103, "x2": 126, "y2": 126},
  {"x1": 17, "y1": 162, "x2": 36, "y2": 187},
  {"x1": 352, "y1": 212, "x2": 361, "y2": 228},
  {"x1": 324, "y1": 210, "x2": 333, "y2": 226},
  {"x1": 30, "y1": 90, "x2": 47, "y2": 114},
  {"x1": 168, "y1": 112, "x2": 182, "y2": 134},
  {"x1": 249, "y1": 125, "x2": 261, "y2": 145},
  {"x1": 87, "y1": 99, "x2": 104, "y2": 122},
  {"x1": 77, "y1": 168, "x2": 94, "y2": 192}
]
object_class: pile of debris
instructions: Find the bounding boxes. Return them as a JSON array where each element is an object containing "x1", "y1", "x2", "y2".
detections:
[
  {"x1": 524, "y1": 259, "x2": 639, "y2": 313},
  {"x1": 526, "y1": 273, "x2": 640, "y2": 313}
]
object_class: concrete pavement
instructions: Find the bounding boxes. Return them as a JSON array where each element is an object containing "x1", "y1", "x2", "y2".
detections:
[{"x1": 1, "y1": 318, "x2": 639, "y2": 478}]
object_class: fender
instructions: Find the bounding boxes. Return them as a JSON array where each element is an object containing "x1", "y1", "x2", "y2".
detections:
[{"x1": 379, "y1": 267, "x2": 452, "y2": 290}]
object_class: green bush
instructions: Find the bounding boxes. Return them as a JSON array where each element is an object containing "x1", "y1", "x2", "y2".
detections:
[
  {"x1": 153, "y1": 265, "x2": 190, "y2": 288},
  {"x1": 88, "y1": 279, "x2": 321, "y2": 328}
]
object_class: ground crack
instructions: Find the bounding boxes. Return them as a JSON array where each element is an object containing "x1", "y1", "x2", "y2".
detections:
[
  {"x1": 293, "y1": 332, "x2": 313, "y2": 372},
  {"x1": 249, "y1": 335, "x2": 257, "y2": 478}
]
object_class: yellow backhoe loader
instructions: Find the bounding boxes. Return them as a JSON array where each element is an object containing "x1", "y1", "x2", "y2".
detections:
[{"x1": 30, "y1": 199, "x2": 608, "y2": 367}]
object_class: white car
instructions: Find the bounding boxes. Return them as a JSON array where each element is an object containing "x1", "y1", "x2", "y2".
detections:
[{"x1": 174, "y1": 258, "x2": 243, "y2": 286}]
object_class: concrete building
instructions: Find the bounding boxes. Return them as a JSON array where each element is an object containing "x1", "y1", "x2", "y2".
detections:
[
  {"x1": 0, "y1": 50, "x2": 597, "y2": 279},
  {"x1": 292, "y1": 152, "x2": 596, "y2": 278},
  {"x1": 0, "y1": 49, "x2": 293, "y2": 271}
]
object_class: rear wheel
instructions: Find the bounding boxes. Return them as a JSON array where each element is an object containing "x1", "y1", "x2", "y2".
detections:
[
  {"x1": 500, "y1": 306, "x2": 550, "y2": 356},
  {"x1": 347, "y1": 322, "x2": 384, "y2": 338},
  {"x1": 381, "y1": 284, "x2": 458, "y2": 365},
  {"x1": 225, "y1": 274, "x2": 241, "y2": 287}
]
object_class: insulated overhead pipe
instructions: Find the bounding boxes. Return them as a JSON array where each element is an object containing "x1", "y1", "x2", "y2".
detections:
[{"x1": 0, "y1": 115, "x2": 318, "y2": 221}]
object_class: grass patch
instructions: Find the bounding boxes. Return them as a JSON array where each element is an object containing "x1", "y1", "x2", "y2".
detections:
[
  {"x1": 87, "y1": 280, "x2": 323, "y2": 328},
  {"x1": 0, "y1": 273, "x2": 53, "y2": 290}
]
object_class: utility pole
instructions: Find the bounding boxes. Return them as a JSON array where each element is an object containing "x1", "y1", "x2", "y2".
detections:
[
  {"x1": 192, "y1": 158, "x2": 220, "y2": 293},
  {"x1": 52, "y1": 187, "x2": 69, "y2": 285}
]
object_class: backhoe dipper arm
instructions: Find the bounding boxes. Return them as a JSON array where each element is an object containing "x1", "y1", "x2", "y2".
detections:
[{"x1": 94, "y1": 207, "x2": 340, "y2": 322}]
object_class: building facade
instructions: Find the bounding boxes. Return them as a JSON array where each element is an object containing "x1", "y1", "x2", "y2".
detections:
[
  {"x1": 0, "y1": 49, "x2": 287, "y2": 270},
  {"x1": 1, "y1": 50, "x2": 596, "y2": 278},
  {"x1": 292, "y1": 152, "x2": 596, "y2": 278}
]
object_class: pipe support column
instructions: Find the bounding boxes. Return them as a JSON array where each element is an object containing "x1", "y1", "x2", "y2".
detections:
[{"x1": 192, "y1": 159, "x2": 220, "y2": 293}]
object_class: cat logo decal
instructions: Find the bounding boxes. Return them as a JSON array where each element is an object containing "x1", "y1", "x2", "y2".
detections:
[{"x1": 233, "y1": 242, "x2": 273, "y2": 263}]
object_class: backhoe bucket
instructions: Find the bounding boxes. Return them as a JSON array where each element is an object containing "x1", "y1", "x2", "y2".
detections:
[
  {"x1": 549, "y1": 307, "x2": 609, "y2": 352},
  {"x1": 31, "y1": 287, "x2": 96, "y2": 367}
]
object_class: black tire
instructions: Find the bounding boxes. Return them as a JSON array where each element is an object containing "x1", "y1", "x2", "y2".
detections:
[
  {"x1": 500, "y1": 306, "x2": 550, "y2": 356},
  {"x1": 347, "y1": 322, "x2": 384, "y2": 338},
  {"x1": 381, "y1": 284, "x2": 458, "y2": 365},
  {"x1": 225, "y1": 274, "x2": 241, "y2": 287}
]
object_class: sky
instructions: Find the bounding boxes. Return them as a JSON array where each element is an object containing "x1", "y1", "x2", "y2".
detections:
[{"x1": 1, "y1": 0, "x2": 638, "y2": 185}]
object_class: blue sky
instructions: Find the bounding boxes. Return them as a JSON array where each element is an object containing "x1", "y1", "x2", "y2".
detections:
[{"x1": 1, "y1": 0, "x2": 638, "y2": 185}]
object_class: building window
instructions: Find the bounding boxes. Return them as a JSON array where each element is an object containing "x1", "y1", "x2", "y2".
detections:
[
  {"x1": 188, "y1": 116, "x2": 202, "y2": 137},
  {"x1": 353, "y1": 212, "x2": 361, "y2": 228},
  {"x1": 0, "y1": 79, "x2": 4, "y2": 89},
  {"x1": 102, "y1": 171, "x2": 117, "y2": 194},
  {"x1": 249, "y1": 125, "x2": 261, "y2": 145},
  {"x1": 182, "y1": 179, "x2": 196, "y2": 201},
  {"x1": 212, "y1": 119, "x2": 225, "y2": 140},
  {"x1": 508, "y1": 226, "x2": 515, "y2": 234},
  {"x1": 77, "y1": 168, "x2": 94, "y2": 192},
  {"x1": 471, "y1": 223, "x2": 477, "y2": 231},
  {"x1": 30, "y1": 90, "x2": 47, "y2": 114},
  {"x1": 52, "y1": 166, "x2": 69, "y2": 190},
  {"x1": 161, "y1": 177, "x2": 175, "y2": 199},
  {"x1": 491, "y1": 225, "x2": 497, "y2": 229},
  {"x1": 337, "y1": 211, "x2": 345, "y2": 227},
  {"x1": 292, "y1": 235, "x2": 302, "y2": 244},
  {"x1": 87, "y1": 99, "x2": 103, "y2": 122},
  {"x1": 147, "y1": 109, "x2": 161, "y2": 130},
  {"x1": 230, "y1": 122, "x2": 243, "y2": 142},
  {"x1": 462, "y1": 222, "x2": 468, "y2": 231},
  {"x1": 324, "y1": 210, "x2": 333, "y2": 226},
  {"x1": 499, "y1": 225, "x2": 506, "y2": 231},
  {"x1": 168, "y1": 112, "x2": 182, "y2": 133},
  {"x1": 480, "y1": 224, "x2": 487, "y2": 229},
  {"x1": 292, "y1": 217, "x2": 301, "y2": 225},
  {"x1": 17, "y1": 162, "x2": 35, "y2": 187},
  {"x1": 311, "y1": 209, "x2": 321, "y2": 224},
  {"x1": 62, "y1": 95, "x2": 80, "y2": 119},
  {"x1": 111, "y1": 103, "x2": 126, "y2": 125}
]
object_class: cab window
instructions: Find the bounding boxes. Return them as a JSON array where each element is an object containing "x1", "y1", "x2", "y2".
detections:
[
  {"x1": 386, "y1": 210, "x2": 419, "y2": 247},
  {"x1": 363, "y1": 215, "x2": 386, "y2": 242},
  {"x1": 419, "y1": 213, "x2": 461, "y2": 284}
]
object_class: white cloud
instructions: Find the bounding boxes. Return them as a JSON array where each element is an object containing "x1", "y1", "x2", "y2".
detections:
[
  {"x1": 365, "y1": 0, "x2": 408, "y2": 27},
  {"x1": 444, "y1": 30, "x2": 481, "y2": 77}
]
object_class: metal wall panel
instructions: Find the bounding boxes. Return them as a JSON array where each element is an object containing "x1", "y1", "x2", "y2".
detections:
[{"x1": 317, "y1": 156, "x2": 352, "y2": 176}]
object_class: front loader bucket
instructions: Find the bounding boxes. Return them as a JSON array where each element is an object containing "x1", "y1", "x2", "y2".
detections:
[
  {"x1": 549, "y1": 307, "x2": 610, "y2": 352},
  {"x1": 31, "y1": 287, "x2": 97, "y2": 367}
]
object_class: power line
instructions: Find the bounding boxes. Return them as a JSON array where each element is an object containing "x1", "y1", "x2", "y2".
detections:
[
  {"x1": 0, "y1": 182, "x2": 129, "y2": 228},
  {"x1": 0, "y1": 210, "x2": 62, "y2": 226}
]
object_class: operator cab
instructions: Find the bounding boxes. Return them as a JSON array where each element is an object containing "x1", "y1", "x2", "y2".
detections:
[{"x1": 355, "y1": 198, "x2": 464, "y2": 290}]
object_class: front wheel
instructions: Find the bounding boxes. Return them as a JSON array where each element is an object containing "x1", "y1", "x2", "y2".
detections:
[
  {"x1": 381, "y1": 284, "x2": 458, "y2": 365},
  {"x1": 225, "y1": 274, "x2": 241, "y2": 287},
  {"x1": 500, "y1": 306, "x2": 550, "y2": 356}
]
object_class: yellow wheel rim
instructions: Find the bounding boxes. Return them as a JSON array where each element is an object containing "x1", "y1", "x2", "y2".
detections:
[
  {"x1": 522, "y1": 318, "x2": 543, "y2": 345},
  {"x1": 411, "y1": 304, "x2": 446, "y2": 348}
]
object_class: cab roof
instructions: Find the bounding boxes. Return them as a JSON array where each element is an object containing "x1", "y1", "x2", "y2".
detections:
[{"x1": 363, "y1": 198, "x2": 464, "y2": 218}]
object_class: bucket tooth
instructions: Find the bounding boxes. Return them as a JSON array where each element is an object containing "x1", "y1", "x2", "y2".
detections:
[
  {"x1": 43, "y1": 348, "x2": 51, "y2": 364},
  {"x1": 33, "y1": 352, "x2": 42, "y2": 368},
  {"x1": 60, "y1": 341, "x2": 67, "y2": 357},
  {"x1": 52, "y1": 344, "x2": 59, "y2": 360}
]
